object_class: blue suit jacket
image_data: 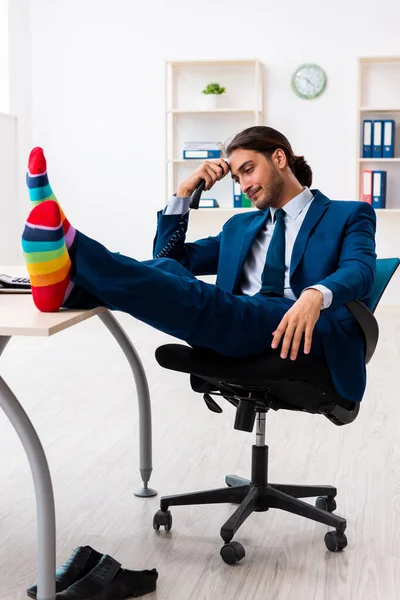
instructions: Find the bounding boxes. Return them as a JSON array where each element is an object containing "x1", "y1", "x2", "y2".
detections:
[{"x1": 153, "y1": 190, "x2": 377, "y2": 402}]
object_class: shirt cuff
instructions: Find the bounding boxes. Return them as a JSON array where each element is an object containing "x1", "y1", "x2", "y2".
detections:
[
  {"x1": 302, "y1": 285, "x2": 333, "y2": 310},
  {"x1": 163, "y1": 196, "x2": 191, "y2": 215}
]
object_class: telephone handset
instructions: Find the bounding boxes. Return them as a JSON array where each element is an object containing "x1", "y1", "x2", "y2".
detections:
[
  {"x1": 189, "y1": 179, "x2": 206, "y2": 210},
  {"x1": 189, "y1": 159, "x2": 230, "y2": 209},
  {"x1": 155, "y1": 170, "x2": 228, "y2": 258}
]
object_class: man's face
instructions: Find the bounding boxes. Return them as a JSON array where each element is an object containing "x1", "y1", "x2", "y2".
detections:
[{"x1": 229, "y1": 148, "x2": 284, "y2": 210}]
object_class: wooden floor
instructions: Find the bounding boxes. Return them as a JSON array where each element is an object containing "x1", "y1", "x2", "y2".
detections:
[{"x1": 0, "y1": 307, "x2": 399, "y2": 600}]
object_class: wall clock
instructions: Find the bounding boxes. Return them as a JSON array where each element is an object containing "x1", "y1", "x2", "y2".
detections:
[{"x1": 291, "y1": 63, "x2": 327, "y2": 100}]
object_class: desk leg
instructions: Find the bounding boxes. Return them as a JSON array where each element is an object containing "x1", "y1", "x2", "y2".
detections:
[
  {"x1": 98, "y1": 311, "x2": 157, "y2": 497},
  {"x1": 0, "y1": 336, "x2": 56, "y2": 600}
]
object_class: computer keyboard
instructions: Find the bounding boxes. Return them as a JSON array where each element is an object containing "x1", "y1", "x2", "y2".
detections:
[{"x1": 0, "y1": 273, "x2": 31, "y2": 290}]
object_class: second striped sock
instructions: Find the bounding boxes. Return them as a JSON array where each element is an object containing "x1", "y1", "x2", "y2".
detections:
[{"x1": 27, "y1": 147, "x2": 76, "y2": 249}]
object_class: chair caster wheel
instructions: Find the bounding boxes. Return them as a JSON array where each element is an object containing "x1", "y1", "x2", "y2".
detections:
[
  {"x1": 316, "y1": 496, "x2": 337, "y2": 513},
  {"x1": 220, "y1": 541, "x2": 245, "y2": 565},
  {"x1": 153, "y1": 509, "x2": 172, "y2": 532},
  {"x1": 325, "y1": 531, "x2": 347, "y2": 552}
]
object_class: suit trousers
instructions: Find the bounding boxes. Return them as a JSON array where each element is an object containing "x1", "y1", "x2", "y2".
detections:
[{"x1": 64, "y1": 231, "x2": 326, "y2": 363}]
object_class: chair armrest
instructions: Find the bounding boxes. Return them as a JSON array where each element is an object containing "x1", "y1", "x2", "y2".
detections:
[{"x1": 345, "y1": 300, "x2": 379, "y2": 364}]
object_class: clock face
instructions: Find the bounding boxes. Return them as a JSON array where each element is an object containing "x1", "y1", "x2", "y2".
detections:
[{"x1": 291, "y1": 63, "x2": 327, "y2": 100}]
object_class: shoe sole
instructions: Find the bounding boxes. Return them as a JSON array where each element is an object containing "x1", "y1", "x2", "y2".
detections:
[{"x1": 27, "y1": 579, "x2": 157, "y2": 599}]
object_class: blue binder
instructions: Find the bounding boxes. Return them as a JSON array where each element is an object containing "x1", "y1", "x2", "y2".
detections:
[
  {"x1": 372, "y1": 170, "x2": 386, "y2": 209},
  {"x1": 372, "y1": 120, "x2": 383, "y2": 158},
  {"x1": 383, "y1": 120, "x2": 395, "y2": 158},
  {"x1": 362, "y1": 120, "x2": 373, "y2": 158},
  {"x1": 183, "y1": 149, "x2": 221, "y2": 159},
  {"x1": 199, "y1": 198, "x2": 219, "y2": 208},
  {"x1": 233, "y1": 181, "x2": 242, "y2": 207}
]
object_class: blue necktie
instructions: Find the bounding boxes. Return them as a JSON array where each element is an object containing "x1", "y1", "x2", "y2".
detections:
[{"x1": 260, "y1": 208, "x2": 286, "y2": 296}]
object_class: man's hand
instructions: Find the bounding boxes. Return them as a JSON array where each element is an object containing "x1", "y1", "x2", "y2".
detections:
[
  {"x1": 271, "y1": 289, "x2": 323, "y2": 360},
  {"x1": 176, "y1": 159, "x2": 230, "y2": 197}
]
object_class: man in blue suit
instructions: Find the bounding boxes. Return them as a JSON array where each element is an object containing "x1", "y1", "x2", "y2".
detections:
[{"x1": 24, "y1": 126, "x2": 376, "y2": 403}]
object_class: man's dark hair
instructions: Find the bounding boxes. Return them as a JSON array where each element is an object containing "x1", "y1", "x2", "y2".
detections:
[{"x1": 225, "y1": 126, "x2": 313, "y2": 188}]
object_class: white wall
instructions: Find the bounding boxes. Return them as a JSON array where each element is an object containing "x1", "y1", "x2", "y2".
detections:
[
  {"x1": 8, "y1": 0, "x2": 33, "y2": 245},
  {"x1": 0, "y1": 113, "x2": 19, "y2": 263},
  {"x1": 28, "y1": 0, "x2": 400, "y2": 261},
  {"x1": 0, "y1": 0, "x2": 32, "y2": 265},
  {"x1": 0, "y1": 0, "x2": 9, "y2": 113}
]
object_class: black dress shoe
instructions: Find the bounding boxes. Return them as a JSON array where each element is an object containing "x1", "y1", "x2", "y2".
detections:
[
  {"x1": 27, "y1": 545, "x2": 103, "y2": 599},
  {"x1": 55, "y1": 554, "x2": 158, "y2": 599}
]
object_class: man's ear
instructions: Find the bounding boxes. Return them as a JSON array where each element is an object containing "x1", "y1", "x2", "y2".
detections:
[{"x1": 272, "y1": 148, "x2": 287, "y2": 170}]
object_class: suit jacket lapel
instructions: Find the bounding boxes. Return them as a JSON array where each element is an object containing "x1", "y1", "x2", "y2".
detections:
[
  {"x1": 233, "y1": 210, "x2": 269, "y2": 293},
  {"x1": 290, "y1": 191, "x2": 330, "y2": 278}
]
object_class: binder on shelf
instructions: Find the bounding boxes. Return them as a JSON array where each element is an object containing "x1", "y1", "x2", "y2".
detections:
[
  {"x1": 183, "y1": 149, "x2": 221, "y2": 159},
  {"x1": 372, "y1": 170, "x2": 386, "y2": 209},
  {"x1": 372, "y1": 120, "x2": 383, "y2": 158},
  {"x1": 383, "y1": 120, "x2": 395, "y2": 158},
  {"x1": 362, "y1": 120, "x2": 373, "y2": 158},
  {"x1": 233, "y1": 181, "x2": 242, "y2": 207},
  {"x1": 362, "y1": 170, "x2": 372, "y2": 204},
  {"x1": 199, "y1": 198, "x2": 219, "y2": 208},
  {"x1": 241, "y1": 192, "x2": 252, "y2": 207}
]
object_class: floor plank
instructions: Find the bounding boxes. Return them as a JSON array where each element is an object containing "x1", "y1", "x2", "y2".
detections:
[{"x1": 0, "y1": 307, "x2": 398, "y2": 599}]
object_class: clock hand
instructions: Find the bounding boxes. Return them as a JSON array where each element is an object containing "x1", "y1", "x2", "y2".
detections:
[{"x1": 304, "y1": 77, "x2": 316, "y2": 89}]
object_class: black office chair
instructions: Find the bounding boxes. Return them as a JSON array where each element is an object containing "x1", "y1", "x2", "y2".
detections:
[{"x1": 153, "y1": 257, "x2": 400, "y2": 564}]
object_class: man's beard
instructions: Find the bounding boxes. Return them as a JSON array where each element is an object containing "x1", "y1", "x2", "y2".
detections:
[{"x1": 257, "y1": 166, "x2": 284, "y2": 209}]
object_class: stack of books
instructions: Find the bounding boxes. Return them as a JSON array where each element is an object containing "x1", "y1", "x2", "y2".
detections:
[
  {"x1": 182, "y1": 141, "x2": 222, "y2": 160},
  {"x1": 362, "y1": 120, "x2": 395, "y2": 158},
  {"x1": 362, "y1": 170, "x2": 387, "y2": 208}
]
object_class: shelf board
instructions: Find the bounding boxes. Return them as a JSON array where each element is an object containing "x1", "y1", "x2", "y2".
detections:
[
  {"x1": 359, "y1": 158, "x2": 400, "y2": 162},
  {"x1": 167, "y1": 59, "x2": 260, "y2": 67},
  {"x1": 167, "y1": 108, "x2": 261, "y2": 115},
  {"x1": 359, "y1": 57, "x2": 400, "y2": 64},
  {"x1": 169, "y1": 159, "x2": 227, "y2": 164},
  {"x1": 193, "y1": 207, "x2": 400, "y2": 213},
  {"x1": 193, "y1": 207, "x2": 256, "y2": 212},
  {"x1": 360, "y1": 107, "x2": 400, "y2": 112},
  {"x1": 194, "y1": 206, "x2": 400, "y2": 213}
]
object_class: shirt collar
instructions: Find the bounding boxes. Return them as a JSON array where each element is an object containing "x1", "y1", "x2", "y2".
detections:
[{"x1": 270, "y1": 187, "x2": 314, "y2": 221}]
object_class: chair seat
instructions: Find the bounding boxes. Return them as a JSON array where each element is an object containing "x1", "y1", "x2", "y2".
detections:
[{"x1": 155, "y1": 344, "x2": 359, "y2": 423}]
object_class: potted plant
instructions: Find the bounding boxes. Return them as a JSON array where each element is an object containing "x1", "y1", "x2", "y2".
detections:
[{"x1": 202, "y1": 82, "x2": 227, "y2": 109}]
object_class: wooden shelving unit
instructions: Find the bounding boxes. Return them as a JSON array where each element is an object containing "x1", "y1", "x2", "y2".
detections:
[
  {"x1": 165, "y1": 59, "x2": 264, "y2": 207},
  {"x1": 356, "y1": 58, "x2": 400, "y2": 304},
  {"x1": 357, "y1": 57, "x2": 400, "y2": 210}
]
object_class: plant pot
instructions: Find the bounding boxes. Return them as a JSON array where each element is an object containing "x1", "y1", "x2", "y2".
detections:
[{"x1": 202, "y1": 93, "x2": 226, "y2": 110}]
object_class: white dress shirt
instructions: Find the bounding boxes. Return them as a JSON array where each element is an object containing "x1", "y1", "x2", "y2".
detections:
[{"x1": 164, "y1": 188, "x2": 332, "y2": 308}]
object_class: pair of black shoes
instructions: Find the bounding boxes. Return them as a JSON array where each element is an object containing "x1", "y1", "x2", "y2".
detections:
[{"x1": 27, "y1": 545, "x2": 158, "y2": 599}]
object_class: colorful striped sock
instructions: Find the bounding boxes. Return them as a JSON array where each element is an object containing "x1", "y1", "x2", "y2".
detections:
[
  {"x1": 27, "y1": 147, "x2": 76, "y2": 249},
  {"x1": 22, "y1": 200, "x2": 74, "y2": 312}
]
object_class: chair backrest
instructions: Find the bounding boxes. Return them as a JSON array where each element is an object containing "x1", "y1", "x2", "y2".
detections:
[{"x1": 370, "y1": 258, "x2": 400, "y2": 313}]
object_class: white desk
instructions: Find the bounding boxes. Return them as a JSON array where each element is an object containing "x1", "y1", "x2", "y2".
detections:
[{"x1": 0, "y1": 269, "x2": 156, "y2": 600}]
